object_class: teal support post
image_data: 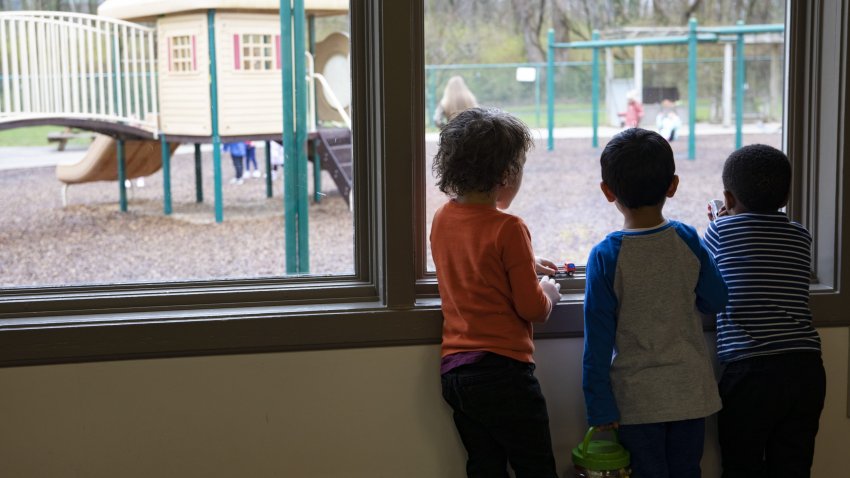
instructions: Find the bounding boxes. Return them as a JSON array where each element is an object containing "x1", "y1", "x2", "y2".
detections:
[
  {"x1": 735, "y1": 20, "x2": 745, "y2": 149},
  {"x1": 161, "y1": 134, "x2": 172, "y2": 215},
  {"x1": 687, "y1": 17, "x2": 698, "y2": 160},
  {"x1": 534, "y1": 66, "x2": 541, "y2": 127},
  {"x1": 265, "y1": 140, "x2": 273, "y2": 198},
  {"x1": 117, "y1": 139, "x2": 127, "y2": 212},
  {"x1": 546, "y1": 29, "x2": 555, "y2": 151},
  {"x1": 281, "y1": 0, "x2": 297, "y2": 272},
  {"x1": 591, "y1": 30, "x2": 600, "y2": 149},
  {"x1": 294, "y1": 0, "x2": 309, "y2": 272},
  {"x1": 194, "y1": 143, "x2": 203, "y2": 203},
  {"x1": 313, "y1": 139, "x2": 322, "y2": 202},
  {"x1": 208, "y1": 10, "x2": 223, "y2": 223}
]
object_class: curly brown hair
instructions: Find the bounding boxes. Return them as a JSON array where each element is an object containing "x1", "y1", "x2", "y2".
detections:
[{"x1": 432, "y1": 107, "x2": 533, "y2": 197}]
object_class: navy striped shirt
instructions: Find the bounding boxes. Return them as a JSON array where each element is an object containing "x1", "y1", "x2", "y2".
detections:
[{"x1": 704, "y1": 212, "x2": 821, "y2": 363}]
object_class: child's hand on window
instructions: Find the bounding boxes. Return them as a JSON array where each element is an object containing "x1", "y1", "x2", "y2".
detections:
[
  {"x1": 535, "y1": 256, "x2": 557, "y2": 276},
  {"x1": 595, "y1": 422, "x2": 619, "y2": 431}
]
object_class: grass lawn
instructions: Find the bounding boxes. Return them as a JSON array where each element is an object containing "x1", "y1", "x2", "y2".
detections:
[{"x1": 0, "y1": 125, "x2": 94, "y2": 147}]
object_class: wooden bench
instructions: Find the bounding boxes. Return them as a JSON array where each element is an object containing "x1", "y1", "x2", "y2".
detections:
[{"x1": 47, "y1": 130, "x2": 96, "y2": 151}]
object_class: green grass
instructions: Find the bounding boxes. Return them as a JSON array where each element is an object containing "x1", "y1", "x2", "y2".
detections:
[{"x1": 0, "y1": 126, "x2": 93, "y2": 147}]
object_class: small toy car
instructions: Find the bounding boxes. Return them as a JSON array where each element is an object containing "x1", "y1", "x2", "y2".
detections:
[{"x1": 551, "y1": 261, "x2": 576, "y2": 278}]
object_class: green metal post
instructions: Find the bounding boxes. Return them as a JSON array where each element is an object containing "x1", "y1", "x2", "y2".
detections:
[
  {"x1": 534, "y1": 66, "x2": 541, "y2": 127},
  {"x1": 735, "y1": 20, "x2": 745, "y2": 149},
  {"x1": 117, "y1": 139, "x2": 127, "y2": 212},
  {"x1": 265, "y1": 140, "x2": 273, "y2": 198},
  {"x1": 294, "y1": 0, "x2": 309, "y2": 272},
  {"x1": 591, "y1": 30, "x2": 600, "y2": 148},
  {"x1": 161, "y1": 134, "x2": 172, "y2": 215},
  {"x1": 281, "y1": 0, "x2": 297, "y2": 272},
  {"x1": 194, "y1": 143, "x2": 203, "y2": 203},
  {"x1": 688, "y1": 17, "x2": 698, "y2": 160},
  {"x1": 547, "y1": 29, "x2": 555, "y2": 151},
  {"x1": 208, "y1": 10, "x2": 223, "y2": 223}
]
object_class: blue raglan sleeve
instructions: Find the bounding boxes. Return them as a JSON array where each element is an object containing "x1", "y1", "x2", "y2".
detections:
[
  {"x1": 582, "y1": 241, "x2": 620, "y2": 426},
  {"x1": 676, "y1": 222, "x2": 728, "y2": 314}
]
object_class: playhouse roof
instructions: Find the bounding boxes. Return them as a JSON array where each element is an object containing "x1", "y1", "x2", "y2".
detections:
[{"x1": 98, "y1": 0, "x2": 348, "y2": 22}]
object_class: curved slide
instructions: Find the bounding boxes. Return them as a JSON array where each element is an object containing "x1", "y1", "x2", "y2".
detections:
[{"x1": 56, "y1": 134, "x2": 178, "y2": 185}]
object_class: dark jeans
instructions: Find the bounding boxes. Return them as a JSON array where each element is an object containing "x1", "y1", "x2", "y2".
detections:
[
  {"x1": 618, "y1": 417, "x2": 706, "y2": 478},
  {"x1": 245, "y1": 146, "x2": 257, "y2": 170},
  {"x1": 440, "y1": 353, "x2": 557, "y2": 478},
  {"x1": 718, "y1": 352, "x2": 826, "y2": 478},
  {"x1": 231, "y1": 154, "x2": 244, "y2": 179}
]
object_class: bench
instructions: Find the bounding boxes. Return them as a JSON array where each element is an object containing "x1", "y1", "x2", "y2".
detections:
[{"x1": 47, "y1": 130, "x2": 96, "y2": 151}]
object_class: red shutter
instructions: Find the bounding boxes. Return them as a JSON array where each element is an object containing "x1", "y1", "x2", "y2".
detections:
[
  {"x1": 167, "y1": 36, "x2": 172, "y2": 72},
  {"x1": 275, "y1": 35, "x2": 281, "y2": 69},
  {"x1": 191, "y1": 35, "x2": 197, "y2": 71},
  {"x1": 233, "y1": 34, "x2": 241, "y2": 70}
]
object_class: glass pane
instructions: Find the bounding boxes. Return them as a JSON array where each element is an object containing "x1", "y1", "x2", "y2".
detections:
[
  {"x1": 0, "y1": 9, "x2": 354, "y2": 287},
  {"x1": 424, "y1": 1, "x2": 787, "y2": 271}
]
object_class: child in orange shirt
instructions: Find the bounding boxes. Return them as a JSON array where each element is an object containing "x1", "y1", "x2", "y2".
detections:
[{"x1": 430, "y1": 107, "x2": 562, "y2": 477}]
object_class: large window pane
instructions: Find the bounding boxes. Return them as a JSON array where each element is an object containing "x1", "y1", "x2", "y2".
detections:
[
  {"x1": 0, "y1": 7, "x2": 354, "y2": 287},
  {"x1": 425, "y1": 1, "x2": 786, "y2": 272}
]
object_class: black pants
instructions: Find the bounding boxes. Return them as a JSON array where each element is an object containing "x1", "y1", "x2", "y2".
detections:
[
  {"x1": 441, "y1": 353, "x2": 557, "y2": 478},
  {"x1": 231, "y1": 154, "x2": 244, "y2": 179},
  {"x1": 718, "y1": 352, "x2": 826, "y2": 478}
]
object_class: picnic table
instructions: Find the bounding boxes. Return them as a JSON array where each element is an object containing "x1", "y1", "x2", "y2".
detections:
[{"x1": 47, "y1": 129, "x2": 96, "y2": 151}]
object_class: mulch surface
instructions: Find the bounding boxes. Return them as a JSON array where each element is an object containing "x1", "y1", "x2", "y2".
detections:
[{"x1": 0, "y1": 133, "x2": 779, "y2": 287}]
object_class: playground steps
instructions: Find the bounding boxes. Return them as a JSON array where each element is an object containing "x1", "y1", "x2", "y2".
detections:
[{"x1": 311, "y1": 128, "x2": 352, "y2": 207}]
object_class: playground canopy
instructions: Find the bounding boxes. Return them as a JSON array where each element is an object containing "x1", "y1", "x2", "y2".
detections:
[{"x1": 98, "y1": 0, "x2": 348, "y2": 22}]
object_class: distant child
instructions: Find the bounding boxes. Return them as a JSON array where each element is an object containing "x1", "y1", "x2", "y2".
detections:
[
  {"x1": 656, "y1": 99, "x2": 682, "y2": 142},
  {"x1": 432, "y1": 75, "x2": 478, "y2": 128},
  {"x1": 704, "y1": 144, "x2": 825, "y2": 477},
  {"x1": 222, "y1": 141, "x2": 247, "y2": 184},
  {"x1": 430, "y1": 107, "x2": 562, "y2": 477},
  {"x1": 618, "y1": 90, "x2": 644, "y2": 128},
  {"x1": 583, "y1": 128, "x2": 728, "y2": 477}
]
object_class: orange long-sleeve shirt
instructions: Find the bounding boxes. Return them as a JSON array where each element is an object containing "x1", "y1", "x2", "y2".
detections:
[{"x1": 430, "y1": 200, "x2": 552, "y2": 363}]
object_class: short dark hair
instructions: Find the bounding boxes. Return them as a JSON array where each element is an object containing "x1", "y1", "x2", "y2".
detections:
[
  {"x1": 722, "y1": 144, "x2": 791, "y2": 212},
  {"x1": 600, "y1": 128, "x2": 675, "y2": 208},
  {"x1": 432, "y1": 107, "x2": 533, "y2": 197}
]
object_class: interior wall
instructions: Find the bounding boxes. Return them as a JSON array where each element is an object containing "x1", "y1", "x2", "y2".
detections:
[{"x1": 0, "y1": 328, "x2": 847, "y2": 477}]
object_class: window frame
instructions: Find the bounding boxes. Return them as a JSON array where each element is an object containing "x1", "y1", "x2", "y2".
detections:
[
  {"x1": 168, "y1": 34, "x2": 198, "y2": 73},
  {"x1": 0, "y1": 0, "x2": 848, "y2": 367}
]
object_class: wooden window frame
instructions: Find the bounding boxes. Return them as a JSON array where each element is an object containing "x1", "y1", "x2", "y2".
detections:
[{"x1": 0, "y1": 0, "x2": 848, "y2": 367}]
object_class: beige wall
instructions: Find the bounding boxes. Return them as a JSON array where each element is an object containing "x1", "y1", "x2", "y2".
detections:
[
  {"x1": 157, "y1": 13, "x2": 212, "y2": 136},
  {"x1": 216, "y1": 13, "x2": 284, "y2": 137},
  {"x1": 0, "y1": 328, "x2": 847, "y2": 477}
]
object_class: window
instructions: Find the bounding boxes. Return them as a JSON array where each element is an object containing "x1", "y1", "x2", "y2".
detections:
[
  {"x1": 0, "y1": 0, "x2": 848, "y2": 366},
  {"x1": 236, "y1": 33, "x2": 276, "y2": 71},
  {"x1": 169, "y1": 35, "x2": 197, "y2": 72}
]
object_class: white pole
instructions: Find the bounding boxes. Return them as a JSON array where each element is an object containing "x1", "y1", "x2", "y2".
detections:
[
  {"x1": 9, "y1": 19, "x2": 19, "y2": 113},
  {"x1": 0, "y1": 19, "x2": 10, "y2": 114},
  {"x1": 147, "y1": 29, "x2": 157, "y2": 118},
  {"x1": 70, "y1": 20, "x2": 79, "y2": 113},
  {"x1": 634, "y1": 45, "x2": 643, "y2": 102},
  {"x1": 52, "y1": 21, "x2": 62, "y2": 113},
  {"x1": 723, "y1": 42, "x2": 733, "y2": 127},
  {"x1": 96, "y1": 19, "x2": 105, "y2": 115},
  {"x1": 19, "y1": 19, "x2": 31, "y2": 113},
  {"x1": 131, "y1": 27, "x2": 140, "y2": 119},
  {"x1": 79, "y1": 19, "x2": 89, "y2": 115},
  {"x1": 139, "y1": 29, "x2": 148, "y2": 120},
  {"x1": 87, "y1": 19, "x2": 96, "y2": 116},
  {"x1": 62, "y1": 22, "x2": 71, "y2": 113},
  {"x1": 38, "y1": 20, "x2": 48, "y2": 114},
  {"x1": 27, "y1": 20, "x2": 39, "y2": 113},
  {"x1": 123, "y1": 25, "x2": 130, "y2": 119}
]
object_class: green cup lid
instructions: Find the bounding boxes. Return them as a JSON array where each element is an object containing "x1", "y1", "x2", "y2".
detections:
[{"x1": 572, "y1": 427, "x2": 630, "y2": 470}]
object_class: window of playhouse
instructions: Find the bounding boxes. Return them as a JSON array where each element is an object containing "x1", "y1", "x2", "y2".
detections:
[
  {"x1": 424, "y1": 0, "x2": 787, "y2": 273},
  {"x1": 170, "y1": 35, "x2": 197, "y2": 73},
  {"x1": 0, "y1": 12, "x2": 354, "y2": 287}
]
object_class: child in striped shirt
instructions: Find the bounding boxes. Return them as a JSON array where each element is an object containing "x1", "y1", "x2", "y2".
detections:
[{"x1": 705, "y1": 144, "x2": 825, "y2": 478}]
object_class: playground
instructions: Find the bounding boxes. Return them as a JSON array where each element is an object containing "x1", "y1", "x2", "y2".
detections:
[{"x1": 0, "y1": 128, "x2": 780, "y2": 288}]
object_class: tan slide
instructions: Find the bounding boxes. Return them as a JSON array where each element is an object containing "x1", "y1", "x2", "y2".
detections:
[{"x1": 56, "y1": 134, "x2": 178, "y2": 185}]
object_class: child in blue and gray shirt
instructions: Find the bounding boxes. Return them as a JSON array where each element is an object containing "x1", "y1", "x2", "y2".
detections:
[
  {"x1": 704, "y1": 144, "x2": 824, "y2": 478},
  {"x1": 583, "y1": 128, "x2": 728, "y2": 478}
]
